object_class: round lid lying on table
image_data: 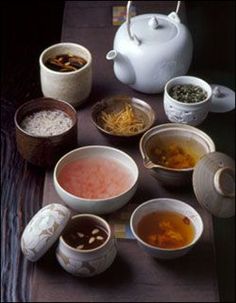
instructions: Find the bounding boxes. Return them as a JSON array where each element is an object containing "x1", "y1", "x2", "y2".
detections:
[
  {"x1": 193, "y1": 152, "x2": 235, "y2": 218},
  {"x1": 210, "y1": 84, "x2": 235, "y2": 113},
  {"x1": 21, "y1": 203, "x2": 71, "y2": 262}
]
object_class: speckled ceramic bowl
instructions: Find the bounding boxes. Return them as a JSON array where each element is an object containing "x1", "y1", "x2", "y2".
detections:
[
  {"x1": 21, "y1": 204, "x2": 117, "y2": 276},
  {"x1": 40, "y1": 42, "x2": 92, "y2": 108}
]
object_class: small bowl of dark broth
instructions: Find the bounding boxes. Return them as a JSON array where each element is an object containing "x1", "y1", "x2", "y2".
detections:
[
  {"x1": 45, "y1": 53, "x2": 87, "y2": 72},
  {"x1": 130, "y1": 198, "x2": 203, "y2": 260},
  {"x1": 40, "y1": 42, "x2": 92, "y2": 107},
  {"x1": 62, "y1": 216, "x2": 109, "y2": 251},
  {"x1": 57, "y1": 214, "x2": 117, "y2": 277}
]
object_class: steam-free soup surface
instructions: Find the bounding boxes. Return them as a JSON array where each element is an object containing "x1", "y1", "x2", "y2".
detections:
[
  {"x1": 63, "y1": 217, "x2": 108, "y2": 250},
  {"x1": 58, "y1": 157, "x2": 133, "y2": 199},
  {"x1": 137, "y1": 211, "x2": 195, "y2": 249},
  {"x1": 150, "y1": 143, "x2": 198, "y2": 169}
]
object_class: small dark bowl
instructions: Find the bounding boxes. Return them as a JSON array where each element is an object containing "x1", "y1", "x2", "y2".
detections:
[
  {"x1": 14, "y1": 97, "x2": 78, "y2": 167},
  {"x1": 91, "y1": 95, "x2": 155, "y2": 138}
]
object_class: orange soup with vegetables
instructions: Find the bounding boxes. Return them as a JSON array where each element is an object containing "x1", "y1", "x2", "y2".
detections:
[
  {"x1": 137, "y1": 211, "x2": 195, "y2": 249},
  {"x1": 58, "y1": 157, "x2": 133, "y2": 199},
  {"x1": 151, "y1": 143, "x2": 197, "y2": 169}
]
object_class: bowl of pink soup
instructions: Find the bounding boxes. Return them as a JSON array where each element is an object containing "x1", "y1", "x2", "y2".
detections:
[{"x1": 54, "y1": 145, "x2": 139, "y2": 214}]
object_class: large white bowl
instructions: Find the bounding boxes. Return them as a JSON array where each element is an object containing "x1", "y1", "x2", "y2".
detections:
[
  {"x1": 130, "y1": 198, "x2": 204, "y2": 260},
  {"x1": 54, "y1": 145, "x2": 139, "y2": 214}
]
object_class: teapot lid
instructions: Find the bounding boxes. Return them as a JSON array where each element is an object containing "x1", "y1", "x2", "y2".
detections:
[
  {"x1": 125, "y1": 14, "x2": 178, "y2": 44},
  {"x1": 193, "y1": 152, "x2": 235, "y2": 218},
  {"x1": 124, "y1": 1, "x2": 183, "y2": 45},
  {"x1": 129, "y1": 14, "x2": 179, "y2": 44},
  {"x1": 21, "y1": 203, "x2": 71, "y2": 262}
]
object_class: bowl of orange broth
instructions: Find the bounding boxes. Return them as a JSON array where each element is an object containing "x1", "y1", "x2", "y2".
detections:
[
  {"x1": 130, "y1": 198, "x2": 204, "y2": 259},
  {"x1": 54, "y1": 145, "x2": 139, "y2": 214},
  {"x1": 140, "y1": 123, "x2": 215, "y2": 187}
]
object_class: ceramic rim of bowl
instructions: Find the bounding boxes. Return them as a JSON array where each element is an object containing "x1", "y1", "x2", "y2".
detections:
[
  {"x1": 130, "y1": 198, "x2": 204, "y2": 252},
  {"x1": 39, "y1": 42, "x2": 92, "y2": 75},
  {"x1": 165, "y1": 76, "x2": 212, "y2": 106},
  {"x1": 60, "y1": 213, "x2": 112, "y2": 253},
  {"x1": 14, "y1": 97, "x2": 77, "y2": 139},
  {"x1": 91, "y1": 95, "x2": 156, "y2": 137},
  {"x1": 54, "y1": 145, "x2": 139, "y2": 202},
  {"x1": 139, "y1": 123, "x2": 216, "y2": 172}
]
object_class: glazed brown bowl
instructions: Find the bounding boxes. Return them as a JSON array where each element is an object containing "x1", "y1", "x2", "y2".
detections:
[{"x1": 14, "y1": 97, "x2": 78, "y2": 167}]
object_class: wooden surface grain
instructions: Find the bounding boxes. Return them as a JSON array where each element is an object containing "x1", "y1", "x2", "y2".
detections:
[
  {"x1": 1, "y1": 97, "x2": 45, "y2": 302},
  {"x1": 1, "y1": 1, "x2": 235, "y2": 302},
  {"x1": 1, "y1": 2, "x2": 64, "y2": 302}
]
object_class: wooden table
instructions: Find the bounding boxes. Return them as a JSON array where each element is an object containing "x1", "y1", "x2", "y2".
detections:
[{"x1": 1, "y1": 1, "x2": 235, "y2": 302}]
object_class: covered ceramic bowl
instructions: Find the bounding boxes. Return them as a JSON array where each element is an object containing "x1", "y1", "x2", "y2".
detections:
[
  {"x1": 164, "y1": 75, "x2": 235, "y2": 126},
  {"x1": 164, "y1": 76, "x2": 212, "y2": 126},
  {"x1": 21, "y1": 204, "x2": 117, "y2": 277}
]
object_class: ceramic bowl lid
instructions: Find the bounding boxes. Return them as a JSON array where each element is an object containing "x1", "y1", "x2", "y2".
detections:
[
  {"x1": 210, "y1": 84, "x2": 235, "y2": 113},
  {"x1": 193, "y1": 152, "x2": 235, "y2": 218},
  {"x1": 21, "y1": 203, "x2": 71, "y2": 262}
]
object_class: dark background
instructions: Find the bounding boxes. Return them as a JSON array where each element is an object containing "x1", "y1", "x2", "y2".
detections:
[
  {"x1": 1, "y1": 1, "x2": 235, "y2": 302},
  {"x1": 1, "y1": 1, "x2": 235, "y2": 104}
]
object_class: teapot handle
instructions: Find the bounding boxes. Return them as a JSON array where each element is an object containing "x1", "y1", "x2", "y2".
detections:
[{"x1": 126, "y1": 1, "x2": 182, "y2": 44}]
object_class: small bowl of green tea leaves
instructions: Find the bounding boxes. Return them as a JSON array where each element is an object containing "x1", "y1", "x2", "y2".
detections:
[
  {"x1": 169, "y1": 84, "x2": 208, "y2": 103},
  {"x1": 164, "y1": 76, "x2": 213, "y2": 126},
  {"x1": 45, "y1": 53, "x2": 87, "y2": 72}
]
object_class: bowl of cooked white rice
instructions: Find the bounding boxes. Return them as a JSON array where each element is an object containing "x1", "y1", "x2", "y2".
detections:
[{"x1": 14, "y1": 97, "x2": 78, "y2": 167}]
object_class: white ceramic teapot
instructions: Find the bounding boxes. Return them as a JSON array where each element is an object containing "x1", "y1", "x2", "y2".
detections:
[{"x1": 106, "y1": 1, "x2": 193, "y2": 94}]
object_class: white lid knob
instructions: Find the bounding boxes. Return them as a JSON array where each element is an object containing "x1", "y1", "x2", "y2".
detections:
[{"x1": 148, "y1": 16, "x2": 159, "y2": 29}]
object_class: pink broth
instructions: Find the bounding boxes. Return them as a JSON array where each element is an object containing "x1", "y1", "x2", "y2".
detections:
[{"x1": 58, "y1": 157, "x2": 133, "y2": 199}]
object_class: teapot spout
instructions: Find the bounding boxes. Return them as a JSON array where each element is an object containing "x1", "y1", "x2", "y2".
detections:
[
  {"x1": 106, "y1": 50, "x2": 118, "y2": 61},
  {"x1": 106, "y1": 50, "x2": 135, "y2": 85}
]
